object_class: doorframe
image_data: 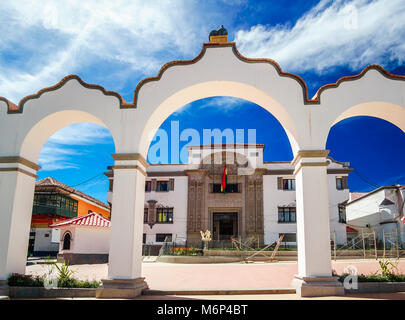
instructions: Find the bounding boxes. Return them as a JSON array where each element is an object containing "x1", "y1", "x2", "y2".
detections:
[{"x1": 208, "y1": 207, "x2": 242, "y2": 239}]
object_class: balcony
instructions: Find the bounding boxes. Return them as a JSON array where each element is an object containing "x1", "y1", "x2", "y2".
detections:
[{"x1": 32, "y1": 204, "x2": 77, "y2": 219}]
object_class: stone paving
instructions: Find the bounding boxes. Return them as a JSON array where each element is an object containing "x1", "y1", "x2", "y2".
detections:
[{"x1": 25, "y1": 258, "x2": 405, "y2": 292}]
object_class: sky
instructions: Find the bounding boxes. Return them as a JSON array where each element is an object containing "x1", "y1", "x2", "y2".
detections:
[{"x1": 1, "y1": 0, "x2": 404, "y2": 203}]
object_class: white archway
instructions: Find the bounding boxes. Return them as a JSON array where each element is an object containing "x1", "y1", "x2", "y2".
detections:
[
  {"x1": 137, "y1": 81, "x2": 301, "y2": 157},
  {"x1": 1, "y1": 40, "x2": 405, "y2": 298}
]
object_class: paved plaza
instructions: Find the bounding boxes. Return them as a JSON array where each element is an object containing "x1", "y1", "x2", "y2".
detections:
[{"x1": 25, "y1": 259, "x2": 405, "y2": 294}]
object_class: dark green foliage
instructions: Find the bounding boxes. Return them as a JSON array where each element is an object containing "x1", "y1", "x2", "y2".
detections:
[{"x1": 7, "y1": 273, "x2": 44, "y2": 287}]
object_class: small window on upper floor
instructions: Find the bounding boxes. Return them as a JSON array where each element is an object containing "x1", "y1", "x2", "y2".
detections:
[
  {"x1": 338, "y1": 205, "x2": 346, "y2": 223},
  {"x1": 144, "y1": 208, "x2": 149, "y2": 223},
  {"x1": 156, "y1": 181, "x2": 169, "y2": 192},
  {"x1": 145, "y1": 181, "x2": 151, "y2": 192},
  {"x1": 212, "y1": 183, "x2": 239, "y2": 193},
  {"x1": 336, "y1": 176, "x2": 348, "y2": 190},
  {"x1": 277, "y1": 178, "x2": 295, "y2": 190}
]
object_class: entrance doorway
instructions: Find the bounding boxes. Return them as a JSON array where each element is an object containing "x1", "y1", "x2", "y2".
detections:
[{"x1": 212, "y1": 212, "x2": 238, "y2": 240}]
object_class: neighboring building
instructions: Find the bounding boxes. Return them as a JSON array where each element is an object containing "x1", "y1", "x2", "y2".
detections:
[
  {"x1": 105, "y1": 144, "x2": 352, "y2": 247},
  {"x1": 30, "y1": 177, "x2": 111, "y2": 257},
  {"x1": 50, "y1": 212, "x2": 110, "y2": 264},
  {"x1": 345, "y1": 185, "x2": 405, "y2": 246}
]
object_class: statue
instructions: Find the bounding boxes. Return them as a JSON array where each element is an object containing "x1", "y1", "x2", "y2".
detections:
[{"x1": 200, "y1": 230, "x2": 212, "y2": 251}]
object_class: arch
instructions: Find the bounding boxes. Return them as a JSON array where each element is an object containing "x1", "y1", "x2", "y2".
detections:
[
  {"x1": 62, "y1": 231, "x2": 72, "y2": 251},
  {"x1": 0, "y1": 77, "x2": 127, "y2": 164},
  {"x1": 331, "y1": 102, "x2": 405, "y2": 133},
  {"x1": 20, "y1": 110, "x2": 115, "y2": 164},
  {"x1": 324, "y1": 101, "x2": 405, "y2": 150},
  {"x1": 137, "y1": 82, "x2": 301, "y2": 158}
]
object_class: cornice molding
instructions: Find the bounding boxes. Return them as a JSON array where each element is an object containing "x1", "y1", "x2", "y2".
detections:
[
  {"x1": 0, "y1": 156, "x2": 41, "y2": 171},
  {"x1": 111, "y1": 153, "x2": 149, "y2": 169}
]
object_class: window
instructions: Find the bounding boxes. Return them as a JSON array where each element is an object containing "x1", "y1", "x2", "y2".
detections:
[
  {"x1": 62, "y1": 232, "x2": 71, "y2": 250},
  {"x1": 143, "y1": 234, "x2": 146, "y2": 244},
  {"x1": 280, "y1": 233, "x2": 296, "y2": 242},
  {"x1": 145, "y1": 181, "x2": 151, "y2": 192},
  {"x1": 277, "y1": 178, "x2": 295, "y2": 190},
  {"x1": 278, "y1": 207, "x2": 296, "y2": 223},
  {"x1": 156, "y1": 207, "x2": 173, "y2": 223},
  {"x1": 283, "y1": 179, "x2": 295, "y2": 190},
  {"x1": 212, "y1": 183, "x2": 239, "y2": 193},
  {"x1": 156, "y1": 233, "x2": 172, "y2": 242},
  {"x1": 336, "y1": 176, "x2": 348, "y2": 190},
  {"x1": 156, "y1": 181, "x2": 169, "y2": 192},
  {"x1": 338, "y1": 205, "x2": 346, "y2": 223},
  {"x1": 144, "y1": 208, "x2": 149, "y2": 223},
  {"x1": 33, "y1": 194, "x2": 78, "y2": 216}
]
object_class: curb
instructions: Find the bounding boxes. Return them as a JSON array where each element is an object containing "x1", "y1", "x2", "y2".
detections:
[{"x1": 143, "y1": 288, "x2": 296, "y2": 296}]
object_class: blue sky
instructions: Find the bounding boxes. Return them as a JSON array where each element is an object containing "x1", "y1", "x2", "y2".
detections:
[{"x1": 1, "y1": 0, "x2": 404, "y2": 203}]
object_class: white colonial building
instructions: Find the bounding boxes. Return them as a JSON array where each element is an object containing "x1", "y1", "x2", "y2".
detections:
[
  {"x1": 346, "y1": 185, "x2": 405, "y2": 245},
  {"x1": 105, "y1": 144, "x2": 351, "y2": 247}
]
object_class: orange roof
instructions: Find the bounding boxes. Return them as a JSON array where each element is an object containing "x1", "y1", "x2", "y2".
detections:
[{"x1": 50, "y1": 212, "x2": 110, "y2": 228}]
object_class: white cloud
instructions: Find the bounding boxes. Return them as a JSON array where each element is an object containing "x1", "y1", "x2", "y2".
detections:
[
  {"x1": 0, "y1": 0, "x2": 214, "y2": 102},
  {"x1": 234, "y1": 0, "x2": 405, "y2": 73},
  {"x1": 38, "y1": 122, "x2": 113, "y2": 171},
  {"x1": 47, "y1": 123, "x2": 112, "y2": 145},
  {"x1": 173, "y1": 96, "x2": 247, "y2": 115}
]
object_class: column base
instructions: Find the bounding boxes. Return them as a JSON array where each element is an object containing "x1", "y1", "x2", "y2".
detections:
[
  {"x1": 292, "y1": 275, "x2": 344, "y2": 297},
  {"x1": 0, "y1": 280, "x2": 9, "y2": 297},
  {"x1": 96, "y1": 278, "x2": 148, "y2": 299}
]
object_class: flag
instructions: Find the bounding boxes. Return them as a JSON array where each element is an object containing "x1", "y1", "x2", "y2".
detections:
[{"x1": 221, "y1": 164, "x2": 227, "y2": 193}]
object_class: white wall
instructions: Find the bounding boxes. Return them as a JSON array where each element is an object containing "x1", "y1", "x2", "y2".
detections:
[
  {"x1": 33, "y1": 228, "x2": 59, "y2": 253},
  {"x1": 58, "y1": 226, "x2": 110, "y2": 254},
  {"x1": 144, "y1": 175, "x2": 188, "y2": 244},
  {"x1": 263, "y1": 162, "x2": 349, "y2": 245},
  {"x1": 263, "y1": 174, "x2": 297, "y2": 245},
  {"x1": 327, "y1": 174, "x2": 349, "y2": 244}
]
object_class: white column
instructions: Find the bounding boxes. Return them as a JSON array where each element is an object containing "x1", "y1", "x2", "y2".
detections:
[
  {"x1": 292, "y1": 150, "x2": 344, "y2": 297},
  {"x1": 0, "y1": 158, "x2": 39, "y2": 282},
  {"x1": 97, "y1": 153, "x2": 148, "y2": 298}
]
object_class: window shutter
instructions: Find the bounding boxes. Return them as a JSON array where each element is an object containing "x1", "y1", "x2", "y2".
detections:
[
  {"x1": 169, "y1": 178, "x2": 175, "y2": 191},
  {"x1": 342, "y1": 176, "x2": 348, "y2": 189},
  {"x1": 151, "y1": 179, "x2": 157, "y2": 191},
  {"x1": 277, "y1": 177, "x2": 283, "y2": 190},
  {"x1": 336, "y1": 177, "x2": 340, "y2": 189}
]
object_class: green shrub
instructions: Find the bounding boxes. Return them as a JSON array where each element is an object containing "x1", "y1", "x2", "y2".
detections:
[
  {"x1": 58, "y1": 278, "x2": 101, "y2": 288},
  {"x1": 8, "y1": 273, "x2": 44, "y2": 287}
]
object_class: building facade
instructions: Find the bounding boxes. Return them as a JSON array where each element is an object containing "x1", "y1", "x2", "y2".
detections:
[
  {"x1": 30, "y1": 177, "x2": 111, "y2": 256},
  {"x1": 346, "y1": 185, "x2": 405, "y2": 246},
  {"x1": 106, "y1": 144, "x2": 351, "y2": 247},
  {"x1": 50, "y1": 212, "x2": 111, "y2": 264}
]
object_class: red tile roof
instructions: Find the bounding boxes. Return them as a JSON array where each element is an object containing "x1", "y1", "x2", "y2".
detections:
[
  {"x1": 348, "y1": 192, "x2": 368, "y2": 203},
  {"x1": 346, "y1": 226, "x2": 358, "y2": 233},
  {"x1": 50, "y1": 212, "x2": 111, "y2": 228},
  {"x1": 36, "y1": 177, "x2": 110, "y2": 210}
]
